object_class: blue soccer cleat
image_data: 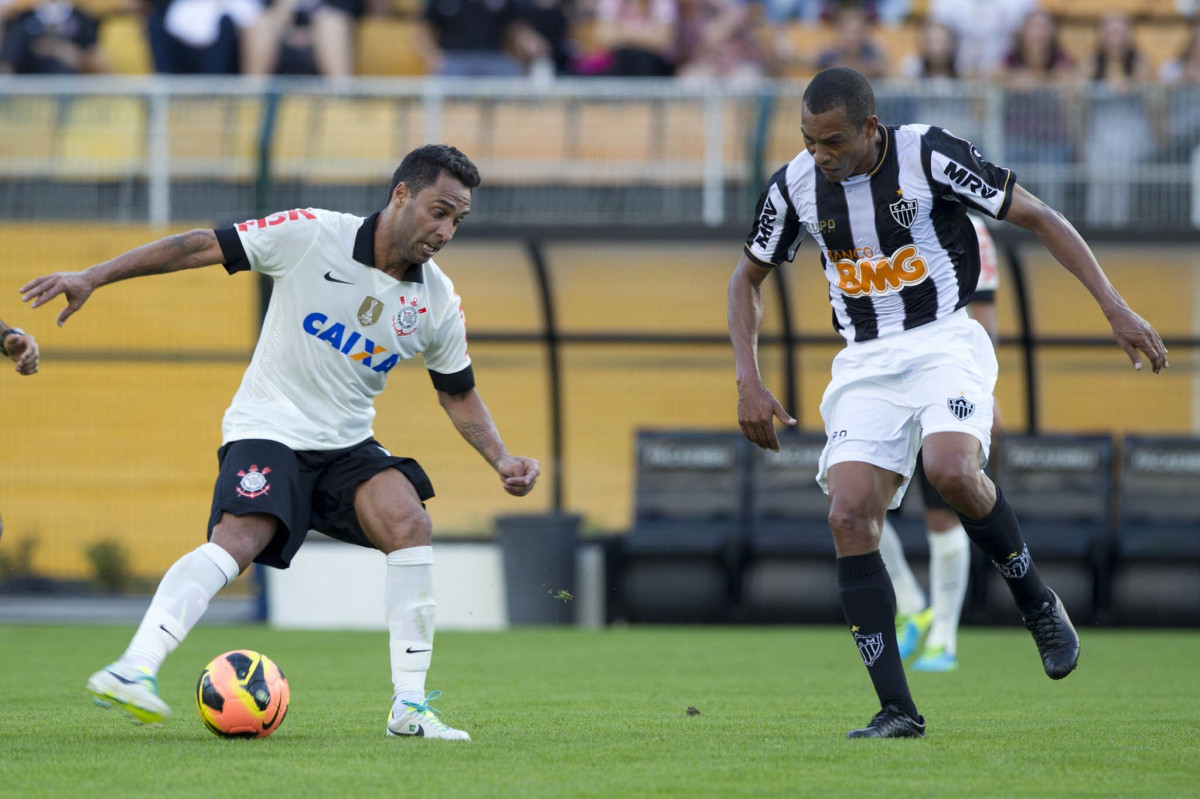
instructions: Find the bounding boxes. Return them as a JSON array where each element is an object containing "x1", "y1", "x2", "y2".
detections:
[
  {"x1": 896, "y1": 607, "x2": 934, "y2": 661},
  {"x1": 912, "y1": 645, "x2": 958, "y2": 672}
]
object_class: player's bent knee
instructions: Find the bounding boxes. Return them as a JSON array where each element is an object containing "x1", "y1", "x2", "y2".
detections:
[
  {"x1": 210, "y1": 512, "x2": 278, "y2": 573},
  {"x1": 368, "y1": 507, "x2": 432, "y2": 552}
]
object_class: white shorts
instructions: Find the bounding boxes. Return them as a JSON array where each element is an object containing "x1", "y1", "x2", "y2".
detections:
[{"x1": 816, "y1": 308, "x2": 997, "y2": 509}]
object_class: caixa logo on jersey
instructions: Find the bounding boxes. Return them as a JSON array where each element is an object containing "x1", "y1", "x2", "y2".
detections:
[{"x1": 302, "y1": 312, "x2": 400, "y2": 373}]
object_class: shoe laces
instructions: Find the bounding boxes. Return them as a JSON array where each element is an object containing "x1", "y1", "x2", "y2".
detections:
[
  {"x1": 400, "y1": 690, "x2": 453, "y2": 730},
  {"x1": 1024, "y1": 600, "x2": 1063, "y2": 642}
]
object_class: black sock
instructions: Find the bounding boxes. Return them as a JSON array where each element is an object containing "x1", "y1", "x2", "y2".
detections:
[
  {"x1": 837, "y1": 551, "x2": 919, "y2": 721},
  {"x1": 957, "y1": 488, "x2": 1051, "y2": 615}
]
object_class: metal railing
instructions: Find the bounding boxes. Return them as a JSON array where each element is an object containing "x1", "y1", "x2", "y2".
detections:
[{"x1": 0, "y1": 76, "x2": 1198, "y2": 230}]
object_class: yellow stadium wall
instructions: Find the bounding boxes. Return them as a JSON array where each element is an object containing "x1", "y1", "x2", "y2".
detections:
[{"x1": 1, "y1": 226, "x2": 1196, "y2": 582}]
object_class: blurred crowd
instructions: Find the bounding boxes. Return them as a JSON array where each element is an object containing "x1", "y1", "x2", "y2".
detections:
[{"x1": 0, "y1": 0, "x2": 1196, "y2": 86}]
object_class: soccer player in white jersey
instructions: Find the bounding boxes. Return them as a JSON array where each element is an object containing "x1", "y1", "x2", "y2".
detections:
[
  {"x1": 21, "y1": 144, "x2": 539, "y2": 740},
  {"x1": 878, "y1": 214, "x2": 1001, "y2": 674},
  {"x1": 728, "y1": 68, "x2": 1168, "y2": 739}
]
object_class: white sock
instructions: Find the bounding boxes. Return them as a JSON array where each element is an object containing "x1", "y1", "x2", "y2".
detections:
[
  {"x1": 878, "y1": 518, "x2": 926, "y2": 615},
  {"x1": 386, "y1": 545, "x2": 436, "y2": 710},
  {"x1": 925, "y1": 524, "x2": 970, "y2": 656},
  {"x1": 119, "y1": 543, "x2": 240, "y2": 675}
]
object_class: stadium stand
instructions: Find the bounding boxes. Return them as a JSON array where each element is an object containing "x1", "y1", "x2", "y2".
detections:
[
  {"x1": 356, "y1": 17, "x2": 427, "y2": 76},
  {"x1": 56, "y1": 96, "x2": 147, "y2": 180},
  {"x1": 1110, "y1": 436, "x2": 1200, "y2": 625},
  {"x1": 976, "y1": 433, "x2": 1116, "y2": 625},
  {"x1": 741, "y1": 430, "x2": 843, "y2": 623},
  {"x1": 618, "y1": 430, "x2": 748, "y2": 623},
  {"x1": 98, "y1": 13, "x2": 153, "y2": 75}
]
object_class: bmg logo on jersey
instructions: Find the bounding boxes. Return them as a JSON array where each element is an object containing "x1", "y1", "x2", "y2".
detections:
[
  {"x1": 302, "y1": 312, "x2": 400, "y2": 373},
  {"x1": 832, "y1": 243, "x2": 929, "y2": 297}
]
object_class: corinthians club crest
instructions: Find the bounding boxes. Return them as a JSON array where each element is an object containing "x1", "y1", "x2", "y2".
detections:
[
  {"x1": 947, "y1": 395, "x2": 976, "y2": 421},
  {"x1": 392, "y1": 295, "x2": 427, "y2": 337},
  {"x1": 889, "y1": 195, "x2": 918, "y2": 229},
  {"x1": 853, "y1": 628, "x2": 885, "y2": 667},
  {"x1": 236, "y1": 465, "x2": 271, "y2": 498}
]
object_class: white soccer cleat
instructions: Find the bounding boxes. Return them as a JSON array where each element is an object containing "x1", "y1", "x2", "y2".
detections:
[
  {"x1": 386, "y1": 690, "x2": 470, "y2": 741},
  {"x1": 88, "y1": 662, "x2": 172, "y2": 726}
]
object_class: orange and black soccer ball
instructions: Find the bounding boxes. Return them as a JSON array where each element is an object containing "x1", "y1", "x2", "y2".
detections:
[{"x1": 196, "y1": 650, "x2": 289, "y2": 738}]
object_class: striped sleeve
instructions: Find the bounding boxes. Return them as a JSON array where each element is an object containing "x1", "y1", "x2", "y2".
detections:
[
  {"x1": 744, "y1": 163, "x2": 803, "y2": 267},
  {"x1": 923, "y1": 128, "x2": 1017, "y2": 220}
]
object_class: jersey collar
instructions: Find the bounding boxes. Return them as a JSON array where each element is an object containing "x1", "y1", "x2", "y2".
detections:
[{"x1": 353, "y1": 211, "x2": 425, "y2": 284}]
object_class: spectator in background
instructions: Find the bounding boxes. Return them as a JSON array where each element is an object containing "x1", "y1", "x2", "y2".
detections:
[
  {"x1": 243, "y1": 0, "x2": 376, "y2": 76},
  {"x1": 815, "y1": 3, "x2": 886, "y2": 78},
  {"x1": 998, "y1": 8, "x2": 1076, "y2": 210},
  {"x1": 763, "y1": 0, "x2": 908, "y2": 26},
  {"x1": 415, "y1": 0, "x2": 545, "y2": 77},
  {"x1": 593, "y1": 0, "x2": 678, "y2": 76},
  {"x1": 898, "y1": 18, "x2": 956, "y2": 80},
  {"x1": 999, "y1": 8, "x2": 1074, "y2": 86},
  {"x1": 1158, "y1": 18, "x2": 1200, "y2": 160},
  {"x1": 146, "y1": 0, "x2": 261, "y2": 74},
  {"x1": 515, "y1": 0, "x2": 575, "y2": 77},
  {"x1": 676, "y1": 0, "x2": 766, "y2": 82},
  {"x1": 0, "y1": 0, "x2": 108, "y2": 74},
  {"x1": 1085, "y1": 11, "x2": 1153, "y2": 227},
  {"x1": 929, "y1": 0, "x2": 1036, "y2": 79},
  {"x1": 897, "y1": 20, "x2": 985, "y2": 139}
]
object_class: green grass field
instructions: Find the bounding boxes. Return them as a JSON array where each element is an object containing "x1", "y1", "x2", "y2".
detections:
[{"x1": 1, "y1": 624, "x2": 1196, "y2": 798}]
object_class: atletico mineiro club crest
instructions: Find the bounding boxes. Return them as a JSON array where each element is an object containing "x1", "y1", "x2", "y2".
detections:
[
  {"x1": 393, "y1": 295, "x2": 427, "y2": 337},
  {"x1": 236, "y1": 465, "x2": 271, "y2": 498},
  {"x1": 854, "y1": 629, "x2": 885, "y2": 667}
]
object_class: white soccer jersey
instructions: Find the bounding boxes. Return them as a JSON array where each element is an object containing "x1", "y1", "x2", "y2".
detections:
[
  {"x1": 969, "y1": 214, "x2": 999, "y2": 300},
  {"x1": 214, "y1": 208, "x2": 473, "y2": 451},
  {"x1": 745, "y1": 124, "x2": 1015, "y2": 343}
]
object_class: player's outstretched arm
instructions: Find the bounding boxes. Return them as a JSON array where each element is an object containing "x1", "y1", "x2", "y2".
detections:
[
  {"x1": 19, "y1": 229, "x2": 225, "y2": 326},
  {"x1": 728, "y1": 253, "x2": 796, "y2": 451},
  {"x1": 1003, "y1": 185, "x2": 1168, "y2": 374},
  {"x1": 437, "y1": 387, "x2": 539, "y2": 497},
  {"x1": 0, "y1": 318, "x2": 38, "y2": 375}
]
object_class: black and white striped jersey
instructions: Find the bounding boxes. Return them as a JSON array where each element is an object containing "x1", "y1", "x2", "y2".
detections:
[{"x1": 744, "y1": 124, "x2": 1016, "y2": 343}]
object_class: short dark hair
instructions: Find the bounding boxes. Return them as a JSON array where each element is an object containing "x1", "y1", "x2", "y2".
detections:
[
  {"x1": 802, "y1": 67, "x2": 876, "y2": 130},
  {"x1": 386, "y1": 144, "x2": 481, "y2": 204}
]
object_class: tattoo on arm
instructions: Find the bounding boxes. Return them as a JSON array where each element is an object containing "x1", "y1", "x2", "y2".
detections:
[
  {"x1": 164, "y1": 231, "x2": 212, "y2": 267},
  {"x1": 459, "y1": 421, "x2": 500, "y2": 462}
]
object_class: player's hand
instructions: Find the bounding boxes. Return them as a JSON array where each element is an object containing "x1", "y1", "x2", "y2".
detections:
[
  {"x1": 4, "y1": 331, "x2": 38, "y2": 375},
  {"x1": 20, "y1": 270, "x2": 96, "y2": 326},
  {"x1": 496, "y1": 455, "x2": 539, "y2": 497},
  {"x1": 1107, "y1": 306, "x2": 1168, "y2": 374},
  {"x1": 737, "y1": 380, "x2": 796, "y2": 452}
]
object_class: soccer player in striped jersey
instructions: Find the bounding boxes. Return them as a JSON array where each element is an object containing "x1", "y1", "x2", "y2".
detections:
[{"x1": 728, "y1": 68, "x2": 1168, "y2": 739}]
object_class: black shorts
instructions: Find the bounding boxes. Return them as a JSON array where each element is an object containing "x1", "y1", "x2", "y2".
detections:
[
  {"x1": 914, "y1": 450, "x2": 951, "y2": 512},
  {"x1": 207, "y1": 438, "x2": 434, "y2": 569}
]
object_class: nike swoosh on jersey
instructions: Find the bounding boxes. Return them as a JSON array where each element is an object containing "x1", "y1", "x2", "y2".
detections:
[{"x1": 323, "y1": 271, "x2": 353, "y2": 284}]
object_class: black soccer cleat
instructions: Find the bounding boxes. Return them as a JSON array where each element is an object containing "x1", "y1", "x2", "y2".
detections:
[
  {"x1": 845, "y1": 703, "x2": 926, "y2": 739},
  {"x1": 1023, "y1": 589, "x2": 1080, "y2": 680}
]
